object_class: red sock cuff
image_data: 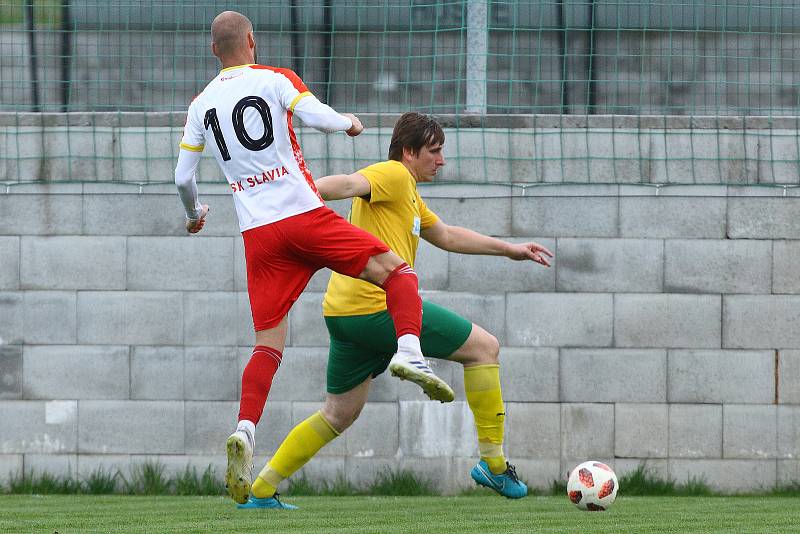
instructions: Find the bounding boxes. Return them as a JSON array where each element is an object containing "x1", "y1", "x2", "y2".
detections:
[
  {"x1": 252, "y1": 345, "x2": 283, "y2": 366},
  {"x1": 381, "y1": 262, "x2": 417, "y2": 289}
]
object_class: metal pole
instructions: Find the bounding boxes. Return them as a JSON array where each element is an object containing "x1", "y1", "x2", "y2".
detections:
[
  {"x1": 290, "y1": 0, "x2": 302, "y2": 76},
  {"x1": 587, "y1": 0, "x2": 597, "y2": 113},
  {"x1": 61, "y1": 0, "x2": 73, "y2": 112},
  {"x1": 465, "y1": 0, "x2": 488, "y2": 113},
  {"x1": 556, "y1": 0, "x2": 569, "y2": 114},
  {"x1": 322, "y1": 0, "x2": 333, "y2": 103},
  {"x1": 25, "y1": 0, "x2": 40, "y2": 112}
]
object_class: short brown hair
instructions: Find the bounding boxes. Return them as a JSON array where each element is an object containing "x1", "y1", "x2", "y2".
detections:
[{"x1": 388, "y1": 112, "x2": 445, "y2": 161}]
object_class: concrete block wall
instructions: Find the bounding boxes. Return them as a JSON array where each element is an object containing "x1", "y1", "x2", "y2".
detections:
[{"x1": 1, "y1": 181, "x2": 799, "y2": 493}]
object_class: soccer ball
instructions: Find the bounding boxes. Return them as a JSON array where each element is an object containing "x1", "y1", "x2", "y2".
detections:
[{"x1": 566, "y1": 461, "x2": 618, "y2": 511}]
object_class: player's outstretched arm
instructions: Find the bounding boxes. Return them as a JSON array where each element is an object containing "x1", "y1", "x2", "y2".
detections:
[
  {"x1": 421, "y1": 220, "x2": 553, "y2": 267},
  {"x1": 175, "y1": 148, "x2": 209, "y2": 233},
  {"x1": 314, "y1": 172, "x2": 372, "y2": 201}
]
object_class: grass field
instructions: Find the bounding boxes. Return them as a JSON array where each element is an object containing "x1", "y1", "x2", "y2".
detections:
[{"x1": 1, "y1": 494, "x2": 798, "y2": 533}]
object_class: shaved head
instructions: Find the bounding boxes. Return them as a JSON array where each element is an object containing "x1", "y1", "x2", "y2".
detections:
[{"x1": 211, "y1": 11, "x2": 253, "y2": 59}]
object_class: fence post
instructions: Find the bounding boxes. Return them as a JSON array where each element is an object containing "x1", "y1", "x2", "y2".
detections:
[{"x1": 465, "y1": 0, "x2": 488, "y2": 114}]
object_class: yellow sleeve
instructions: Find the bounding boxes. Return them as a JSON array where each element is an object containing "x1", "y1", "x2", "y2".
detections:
[
  {"x1": 418, "y1": 195, "x2": 439, "y2": 229},
  {"x1": 358, "y1": 162, "x2": 407, "y2": 204}
]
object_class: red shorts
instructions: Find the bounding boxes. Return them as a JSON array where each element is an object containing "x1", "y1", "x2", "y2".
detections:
[{"x1": 242, "y1": 206, "x2": 389, "y2": 331}]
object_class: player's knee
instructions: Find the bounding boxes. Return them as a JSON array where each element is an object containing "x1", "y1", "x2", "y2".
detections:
[
  {"x1": 482, "y1": 332, "x2": 500, "y2": 364},
  {"x1": 359, "y1": 252, "x2": 403, "y2": 285},
  {"x1": 322, "y1": 402, "x2": 363, "y2": 432}
]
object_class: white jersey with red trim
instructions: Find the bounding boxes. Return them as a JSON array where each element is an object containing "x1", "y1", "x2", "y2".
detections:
[{"x1": 179, "y1": 64, "x2": 344, "y2": 231}]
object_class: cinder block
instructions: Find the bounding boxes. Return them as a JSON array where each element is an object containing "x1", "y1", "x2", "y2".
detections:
[
  {"x1": 723, "y1": 405, "x2": 777, "y2": 459},
  {"x1": 780, "y1": 350, "x2": 800, "y2": 404},
  {"x1": 129, "y1": 454, "x2": 227, "y2": 481},
  {"x1": 23, "y1": 291, "x2": 76, "y2": 344},
  {"x1": 620, "y1": 197, "x2": 726, "y2": 238},
  {"x1": 399, "y1": 401, "x2": 478, "y2": 458},
  {"x1": 0, "y1": 346, "x2": 22, "y2": 399},
  {"x1": 505, "y1": 402, "x2": 560, "y2": 459},
  {"x1": 255, "y1": 401, "x2": 295, "y2": 456},
  {"x1": 448, "y1": 238, "x2": 556, "y2": 292},
  {"x1": 305, "y1": 268, "x2": 333, "y2": 293},
  {"x1": 614, "y1": 294, "x2": 721, "y2": 348},
  {"x1": 664, "y1": 240, "x2": 771, "y2": 294},
  {"x1": 724, "y1": 295, "x2": 800, "y2": 348},
  {"x1": 344, "y1": 457, "x2": 398, "y2": 490},
  {"x1": 424, "y1": 292, "x2": 506, "y2": 344},
  {"x1": 23, "y1": 345, "x2": 130, "y2": 400},
  {"x1": 266, "y1": 347, "x2": 327, "y2": 402},
  {"x1": 131, "y1": 346, "x2": 184, "y2": 400},
  {"x1": 345, "y1": 402, "x2": 399, "y2": 457},
  {"x1": 24, "y1": 454, "x2": 78, "y2": 478},
  {"x1": 416, "y1": 240, "x2": 449, "y2": 291},
  {"x1": 183, "y1": 292, "x2": 238, "y2": 346},
  {"x1": 0, "y1": 454, "x2": 22, "y2": 484},
  {"x1": 399, "y1": 456, "x2": 454, "y2": 494},
  {"x1": 557, "y1": 239, "x2": 663, "y2": 292},
  {"x1": 560, "y1": 404, "x2": 614, "y2": 460},
  {"x1": 561, "y1": 349, "x2": 666, "y2": 402},
  {"x1": 366, "y1": 369, "x2": 399, "y2": 402},
  {"x1": 668, "y1": 459, "x2": 777, "y2": 492},
  {"x1": 77, "y1": 291, "x2": 183, "y2": 345},
  {"x1": 294, "y1": 456, "x2": 346, "y2": 488},
  {"x1": 425, "y1": 197, "x2": 511, "y2": 236},
  {"x1": 0, "y1": 237, "x2": 19, "y2": 289},
  {"x1": 512, "y1": 196, "x2": 618, "y2": 238},
  {"x1": 778, "y1": 406, "x2": 800, "y2": 459},
  {"x1": 183, "y1": 401, "x2": 238, "y2": 455},
  {"x1": 0, "y1": 400, "x2": 77, "y2": 453},
  {"x1": 288, "y1": 292, "x2": 327, "y2": 347},
  {"x1": 78, "y1": 400, "x2": 184, "y2": 454},
  {"x1": 668, "y1": 350, "x2": 774, "y2": 403},
  {"x1": 774, "y1": 241, "x2": 800, "y2": 294},
  {"x1": 507, "y1": 293, "x2": 613, "y2": 347},
  {"x1": 76, "y1": 454, "x2": 131, "y2": 484},
  {"x1": 0, "y1": 194, "x2": 82, "y2": 235},
  {"x1": 0, "y1": 293, "x2": 24, "y2": 345},
  {"x1": 184, "y1": 347, "x2": 239, "y2": 401},
  {"x1": 20, "y1": 237, "x2": 126, "y2": 290},
  {"x1": 82, "y1": 193, "x2": 240, "y2": 237},
  {"x1": 614, "y1": 459, "x2": 669, "y2": 481},
  {"x1": 234, "y1": 237, "x2": 247, "y2": 292},
  {"x1": 669, "y1": 404, "x2": 722, "y2": 458},
  {"x1": 778, "y1": 460, "x2": 800, "y2": 486},
  {"x1": 728, "y1": 198, "x2": 800, "y2": 239},
  {"x1": 127, "y1": 237, "x2": 234, "y2": 291},
  {"x1": 499, "y1": 347, "x2": 559, "y2": 402},
  {"x1": 236, "y1": 292, "x2": 256, "y2": 347},
  {"x1": 291, "y1": 402, "x2": 345, "y2": 456}
]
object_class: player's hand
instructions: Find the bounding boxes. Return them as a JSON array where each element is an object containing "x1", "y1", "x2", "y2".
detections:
[
  {"x1": 186, "y1": 204, "x2": 209, "y2": 234},
  {"x1": 507, "y1": 242, "x2": 553, "y2": 267},
  {"x1": 343, "y1": 113, "x2": 364, "y2": 137}
]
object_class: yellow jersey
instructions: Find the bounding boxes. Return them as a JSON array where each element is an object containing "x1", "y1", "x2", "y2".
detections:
[{"x1": 322, "y1": 160, "x2": 439, "y2": 316}]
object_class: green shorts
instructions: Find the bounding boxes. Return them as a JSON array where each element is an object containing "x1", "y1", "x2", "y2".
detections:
[{"x1": 324, "y1": 300, "x2": 473, "y2": 394}]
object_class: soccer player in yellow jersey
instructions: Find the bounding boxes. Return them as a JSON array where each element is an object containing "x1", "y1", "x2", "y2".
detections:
[{"x1": 239, "y1": 112, "x2": 553, "y2": 508}]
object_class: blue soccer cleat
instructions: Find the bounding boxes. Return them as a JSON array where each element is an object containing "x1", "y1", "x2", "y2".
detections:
[
  {"x1": 470, "y1": 460, "x2": 528, "y2": 499},
  {"x1": 236, "y1": 494, "x2": 298, "y2": 510}
]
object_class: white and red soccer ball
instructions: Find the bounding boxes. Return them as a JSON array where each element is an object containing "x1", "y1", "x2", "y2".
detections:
[{"x1": 566, "y1": 461, "x2": 618, "y2": 511}]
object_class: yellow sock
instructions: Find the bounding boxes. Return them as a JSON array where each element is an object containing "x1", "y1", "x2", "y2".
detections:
[
  {"x1": 464, "y1": 364, "x2": 507, "y2": 475},
  {"x1": 251, "y1": 411, "x2": 340, "y2": 498}
]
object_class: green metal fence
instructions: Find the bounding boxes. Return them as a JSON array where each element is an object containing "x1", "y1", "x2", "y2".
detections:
[{"x1": 2, "y1": 1, "x2": 800, "y2": 184}]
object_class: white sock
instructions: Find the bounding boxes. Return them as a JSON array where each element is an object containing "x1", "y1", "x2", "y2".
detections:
[
  {"x1": 396, "y1": 334, "x2": 422, "y2": 356},
  {"x1": 236, "y1": 420, "x2": 256, "y2": 449}
]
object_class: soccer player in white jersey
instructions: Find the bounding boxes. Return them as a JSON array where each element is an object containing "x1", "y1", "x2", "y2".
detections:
[{"x1": 174, "y1": 11, "x2": 453, "y2": 509}]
